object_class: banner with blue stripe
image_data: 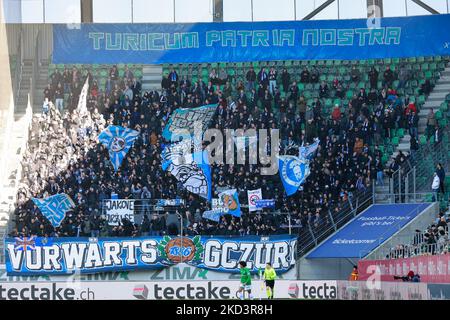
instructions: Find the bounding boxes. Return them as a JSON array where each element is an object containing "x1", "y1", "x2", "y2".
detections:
[{"x1": 53, "y1": 15, "x2": 450, "y2": 64}]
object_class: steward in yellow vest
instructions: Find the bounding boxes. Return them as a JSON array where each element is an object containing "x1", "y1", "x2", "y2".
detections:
[{"x1": 263, "y1": 263, "x2": 277, "y2": 299}]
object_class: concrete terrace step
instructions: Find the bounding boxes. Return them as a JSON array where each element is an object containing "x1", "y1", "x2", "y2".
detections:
[
  {"x1": 427, "y1": 91, "x2": 450, "y2": 99},
  {"x1": 142, "y1": 65, "x2": 163, "y2": 91},
  {"x1": 142, "y1": 75, "x2": 162, "y2": 82}
]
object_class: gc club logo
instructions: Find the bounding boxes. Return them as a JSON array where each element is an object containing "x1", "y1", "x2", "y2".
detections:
[{"x1": 158, "y1": 236, "x2": 204, "y2": 263}]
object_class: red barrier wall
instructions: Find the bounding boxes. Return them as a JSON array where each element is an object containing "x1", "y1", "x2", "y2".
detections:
[{"x1": 359, "y1": 255, "x2": 450, "y2": 283}]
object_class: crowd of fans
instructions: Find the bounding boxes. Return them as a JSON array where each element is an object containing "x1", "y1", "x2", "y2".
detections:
[
  {"x1": 386, "y1": 209, "x2": 450, "y2": 259},
  {"x1": 10, "y1": 61, "x2": 429, "y2": 238}
]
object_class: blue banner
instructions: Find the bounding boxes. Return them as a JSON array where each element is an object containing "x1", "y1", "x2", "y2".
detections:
[
  {"x1": 279, "y1": 155, "x2": 310, "y2": 196},
  {"x1": 5, "y1": 235, "x2": 297, "y2": 275},
  {"x1": 98, "y1": 125, "x2": 140, "y2": 172},
  {"x1": 32, "y1": 194, "x2": 75, "y2": 227},
  {"x1": 53, "y1": 15, "x2": 450, "y2": 64},
  {"x1": 156, "y1": 199, "x2": 185, "y2": 207},
  {"x1": 255, "y1": 199, "x2": 275, "y2": 209},
  {"x1": 307, "y1": 203, "x2": 431, "y2": 259}
]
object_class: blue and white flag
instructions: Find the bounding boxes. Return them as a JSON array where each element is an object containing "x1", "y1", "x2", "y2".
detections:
[
  {"x1": 163, "y1": 104, "x2": 217, "y2": 141},
  {"x1": 255, "y1": 199, "x2": 275, "y2": 209},
  {"x1": 299, "y1": 139, "x2": 320, "y2": 161},
  {"x1": 32, "y1": 194, "x2": 75, "y2": 227},
  {"x1": 202, "y1": 209, "x2": 224, "y2": 222},
  {"x1": 161, "y1": 142, "x2": 212, "y2": 202},
  {"x1": 218, "y1": 189, "x2": 241, "y2": 217},
  {"x1": 98, "y1": 125, "x2": 140, "y2": 171},
  {"x1": 279, "y1": 155, "x2": 311, "y2": 196}
]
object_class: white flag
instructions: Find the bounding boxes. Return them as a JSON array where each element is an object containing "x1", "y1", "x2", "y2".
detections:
[
  {"x1": 247, "y1": 189, "x2": 262, "y2": 212},
  {"x1": 77, "y1": 77, "x2": 89, "y2": 115}
]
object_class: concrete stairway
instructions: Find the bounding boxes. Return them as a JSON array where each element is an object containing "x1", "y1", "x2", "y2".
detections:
[
  {"x1": 142, "y1": 65, "x2": 162, "y2": 91},
  {"x1": 14, "y1": 60, "x2": 49, "y2": 117},
  {"x1": 418, "y1": 66, "x2": 450, "y2": 133},
  {"x1": 374, "y1": 63, "x2": 450, "y2": 203}
]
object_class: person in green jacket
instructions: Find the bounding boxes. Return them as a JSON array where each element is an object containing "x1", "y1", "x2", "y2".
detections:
[
  {"x1": 237, "y1": 261, "x2": 253, "y2": 300},
  {"x1": 263, "y1": 262, "x2": 277, "y2": 299}
]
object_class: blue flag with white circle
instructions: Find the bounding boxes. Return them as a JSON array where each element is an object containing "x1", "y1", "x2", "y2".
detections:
[
  {"x1": 98, "y1": 125, "x2": 140, "y2": 171},
  {"x1": 279, "y1": 155, "x2": 310, "y2": 196}
]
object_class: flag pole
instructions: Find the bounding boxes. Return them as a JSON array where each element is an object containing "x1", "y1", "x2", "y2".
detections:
[{"x1": 258, "y1": 267, "x2": 264, "y2": 300}]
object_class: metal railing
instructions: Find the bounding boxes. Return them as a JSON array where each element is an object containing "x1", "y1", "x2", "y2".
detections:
[
  {"x1": 100, "y1": 199, "x2": 301, "y2": 236},
  {"x1": 383, "y1": 242, "x2": 450, "y2": 260},
  {"x1": 373, "y1": 190, "x2": 439, "y2": 205},
  {"x1": 371, "y1": 224, "x2": 450, "y2": 260},
  {"x1": 297, "y1": 188, "x2": 374, "y2": 257},
  {"x1": 379, "y1": 132, "x2": 450, "y2": 205}
]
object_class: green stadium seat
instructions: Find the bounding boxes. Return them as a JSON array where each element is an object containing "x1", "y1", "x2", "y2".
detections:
[
  {"x1": 134, "y1": 69, "x2": 143, "y2": 78},
  {"x1": 391, "y1": 137, "x2": 399, "y2": 145},
  {"x1": 345, "y1": 90, "x2": 353, "y2": 99},
  {"x1": 429, "y1": 135, "x2": 435, "y2": 144},
  {"x1": 419, "y1": 135, "x2": 427, "y2": 145},
  {"x1": 418, "y1": 95, "x2": 426, "y2": 105}
]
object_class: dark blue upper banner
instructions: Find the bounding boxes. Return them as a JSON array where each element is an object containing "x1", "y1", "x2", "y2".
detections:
[{"x1": 53, "y1": 14, "x2": 450, "y2": 64}]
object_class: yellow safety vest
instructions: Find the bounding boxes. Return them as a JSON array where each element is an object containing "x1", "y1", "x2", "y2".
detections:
[{"x1": 264, "y1": 268, "x2": 277, "y2": 281}]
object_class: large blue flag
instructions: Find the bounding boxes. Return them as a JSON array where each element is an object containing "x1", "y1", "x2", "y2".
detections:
[
  {"x1": 299, "y1": 139, "x2": 320, "y2": 161},
  {"x1": 32, "y1": 194, "x2": 75, "y2": 227},
  {"x1": 161, "y1": 141, "x2": 212, "y2": 202},
  {"x1": 279, "y1": 156, "x2": 311, "y2": 196},
  {"x1": 98, "y1": 125, "x2": 140, "y2": 171},
  {"x1": 163, "y1": 104, "x2": 217, "y2": 141},
  {"x1": 218, "y1": 189, "x2": 241, "y2": 217}
]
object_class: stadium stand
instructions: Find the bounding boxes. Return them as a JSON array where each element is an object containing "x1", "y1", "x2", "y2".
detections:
[
  {"x1": 384, "y1": 209, "x2": 450, "y2": 259},
  {"x1": 8, "y1": 57, "x2": 450, "y2": 252}
]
